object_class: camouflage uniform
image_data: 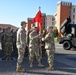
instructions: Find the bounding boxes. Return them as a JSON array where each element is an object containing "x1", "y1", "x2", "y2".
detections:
[
  {"x1": 16, "y1": 28, "x2": 26, "y2": 68},
  {"x1": 0, "y1": 30, "x2": 6, "y2": 58},
  {"x1": 3, "y1": 31, "x2": 13, "y2": 59},
  {"x1": 13, "y1": 31, "x2": 18, "y2": 54},
  {"x1": 26, "y1": 30, "x2": 32, "y2": 62},
  {"x1": 42, "y1": 26, "x2": 55, "y2": 70},
  {"x1": 29, "y1": 31, "x2": 43, "y2": 67},
  {"x1": 26, "y1": 30, "x2": 32, "y2": 45}
]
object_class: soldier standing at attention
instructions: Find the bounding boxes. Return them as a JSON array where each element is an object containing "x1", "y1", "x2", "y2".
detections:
[
  {"x1": 1, "y1": 29, "x2": 6, "y2": 59},
  {"x1": 29, "y1": 27, "x2": 44, "y2": 68},
  {"x1": 12, "y1": 29, "x2": 18, "y2": 54},
  {"x1": 16, "y1": 21, "x2": 27, "y2": 72},
  {"x1": 3, "y1": 27, "x2": 13, "y2": 60},
  {"x1": 42, "y1": 26, "x2": 55, "y2": 71}
]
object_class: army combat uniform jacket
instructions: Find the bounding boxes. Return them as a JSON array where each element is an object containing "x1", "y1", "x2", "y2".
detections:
[
  {"x1": 42, "y1": 33, "x2": 55, "y2": 51},
  {"x1": 16, "y1": 28, "x2": 26, "y2": 49}
]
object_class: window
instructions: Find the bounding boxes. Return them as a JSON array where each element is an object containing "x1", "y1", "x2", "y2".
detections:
[
  {"x1": 52, "y1": 17, "x2": 55, "y2": 21},
  {"x1": 70, "y1": 3, "x2": 72, "y2": 6},
  {"x1": 73, "y1": 8, "x2": 75, "y2": 13},
  {"x1": 52, "y1": 22, "x2": 54, "y2": 25},
  {"x1": 68, "y1": 3, "x2": 70, "y2": 6},
  {"x1": 45, "y1": 22, "x2": 47, "y2": 25},
  {"x1": 46, "y1": 18, "x2": 47, "y2": 21},
  {"x1": 67, "y1": 3, "x2": 69, "y2": 6},
  {"x1": 62, "y1": 2, "x2": 65, "y2": 5},
  {"x1": 62, "y1": 2, "x2": 64, "y2": 5},
  {"x1": 65, "y1": 3, "x2": 67, "y2": 6},
  {"x1": 69, "y1": 9, "x2": 71, "y2": 14},
  {"x1": 73, "y1": 15, "x2": 75, "y2": 19},
  {"x1": 73, "y1": 21, "x2": 74, "y2": 24}
]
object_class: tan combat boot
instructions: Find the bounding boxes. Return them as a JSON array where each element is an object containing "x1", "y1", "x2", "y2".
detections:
[
  {"x1": 38, "y1": 63, "x2": 44, "y2": 67},
  {"x1": 30, "y1": 63, "x2": 33, "y2": 68},
  {"x1": 46, "y1": 66, "x2": 54, "y2": 71},
  {"x1": 16, "y1": 68, "x2": 25, "y2": 72}
]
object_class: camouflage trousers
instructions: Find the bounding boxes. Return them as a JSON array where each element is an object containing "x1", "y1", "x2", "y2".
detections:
[
  {"x1": 46, "y1": 50, "x2": 54, "y2": 67},
  {"x1": 29, "y1": 44, "x2": 41, "y2": 64},
  {"x1": 17, "y1": 48, "x2": 25, "y2": 68},
  {"x1": 4, "y1": 44, "x2": 12, "y2": 58}
]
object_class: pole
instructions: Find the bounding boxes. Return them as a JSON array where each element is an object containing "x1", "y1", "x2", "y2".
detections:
[{"x1": 39, "y1": 23, "x2": 42, "y2": 60}]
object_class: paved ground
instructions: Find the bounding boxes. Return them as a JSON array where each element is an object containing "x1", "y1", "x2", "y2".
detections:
[{"x1": 0, "y1": 43, "x2": 76, "y2": 75}]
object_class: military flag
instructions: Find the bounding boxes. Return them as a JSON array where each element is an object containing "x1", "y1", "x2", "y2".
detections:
[{"x1": 32, "y1": 9, "x2": 42, "y2": 31}]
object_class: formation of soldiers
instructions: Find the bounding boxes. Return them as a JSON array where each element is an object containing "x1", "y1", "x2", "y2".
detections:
[
  {"x1": 0, "y1": 21, "x2": 55, "y2": 72},
  {"x1": 0, "y1": 27, "x2": 17, "y2": 60}
]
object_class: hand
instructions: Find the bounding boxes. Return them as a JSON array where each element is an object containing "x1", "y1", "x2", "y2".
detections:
[
  {"x1": 39, "y1": 35, "x2": 42, "y2": 38},
  {"x1": 39, "y1": 34, "x2": 42, "y2": 36},
  {"x1": 22, "y1": 47, "x2": 25, "y2": 50},
  {"x1": 27, "y1": 44, "x2": 28, "y2": 47}
]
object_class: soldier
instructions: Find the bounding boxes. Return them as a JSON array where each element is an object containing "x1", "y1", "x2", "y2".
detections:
[
  {"x1": 1, "y1": 28, "x2": 6, "y2": 59},
  {"x1": 16, "y1": 21, "x2": 27, "y2": 72},
  {"x1": 29, "y1": 27, "x2": 44, "y2": 68},
  {"x1": 41, "y1": 29, "x2": 47, "y2": 56},
  {"x1": 26, "y1": 23, "x2": 35, "y2": 46},
  {"x1": 3, "y1": 27, "x2": 13, "y2": 60},
  {"x1": 26, "y1": 23, "x2": 35, "y2": 63},
  {"x1": 12, "y1": 29, "x2": 18, "y2": 54},
  {"x1": 42, "y1": 26, "x2": 55, "y2": 71}
]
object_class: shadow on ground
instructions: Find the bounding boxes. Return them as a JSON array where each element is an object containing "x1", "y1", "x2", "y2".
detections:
[{"x1": 0, "y1": 50, "x2": 76, "y2": 75}]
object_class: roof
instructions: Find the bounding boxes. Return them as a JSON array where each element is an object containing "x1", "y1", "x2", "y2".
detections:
[
  {"x1": 0, "y1": 24, "x2": 18, "y2": 28},
  {"x1": 54, "y1": 13, "x2": 57, "y2": 16},
  {"x1": 57, "y1": 1, "x2": 72, "y2": 4}
]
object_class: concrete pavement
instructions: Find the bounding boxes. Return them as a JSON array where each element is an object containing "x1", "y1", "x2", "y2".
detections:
[{"x1": 0, "y1": 43, "x2": 76, "y2": 75}]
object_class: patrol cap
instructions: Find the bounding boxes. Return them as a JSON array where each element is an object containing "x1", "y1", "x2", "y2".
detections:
[
  {"x1": 7, "y1": 27, "x2": 11, "y2": 30},
  {"x1": 31, "y1": 23, "x2": 35, "y2": 27},
  {"x1": 21, "y1": 21, "x2": 27, "y2": 26},
  {"x1": 33, "y1": 26, "x2": 38, "y2": 29}
]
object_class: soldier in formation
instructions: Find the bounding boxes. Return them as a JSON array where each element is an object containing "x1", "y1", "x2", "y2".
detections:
[
  {"x1": 2, "y1": 27, "x2": 13, "y2": 60},
  {"x1": 1, "y1": 29, "x2": 6, "y2": 58},
  {"x1": 12, "y1": 29, "x2": 18, "y2": 54},
  {"x1": 42, "y1": 26, "x2": 55, "y2": 71}
]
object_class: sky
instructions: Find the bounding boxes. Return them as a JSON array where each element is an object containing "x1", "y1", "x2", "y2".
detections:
[{"x1": 0, "y1": 0, "x2": 76, "y2": 27}]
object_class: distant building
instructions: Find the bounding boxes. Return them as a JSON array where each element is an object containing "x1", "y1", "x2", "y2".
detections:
[
  {"x1": 55, "y1": 1, "x2": 73, "y2": 37},
  {"x1": 45, "y1": 15, "x2": 55, "y2": 28},
  {"x1": 27, "y1": 18, "x2": 33, "y2": 30},
  {"x1": 54, "y1": 13, "x2": 57, "y2": 27},
  {"x1": 0, "y1": 24, "x2": 18, "y2": 32},
  {"x1": 71, "y1": 5, "x2": 76, "y2": 24}
]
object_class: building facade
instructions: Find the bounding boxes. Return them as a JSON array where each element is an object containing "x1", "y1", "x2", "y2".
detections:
[
  {"x1": 71, "y1": 5, "x2": 76, "y2": 24},
  {"x1": 56, "y1": 1, "x2": 73, "y2": 37},
  {"x1": 45, "y1": 15, "x2": 55, "y2": 28}
]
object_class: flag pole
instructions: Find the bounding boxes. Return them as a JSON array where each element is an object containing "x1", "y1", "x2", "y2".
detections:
[
  {"x1": 38, "y1": 6, "x2": 42, "y2": 60},
  {"x1": 39, "y1": 6, "x2": 41, "y2": 11},
  {"x1": 39, "y1": 6, "x2": 42, "y2": 34}
]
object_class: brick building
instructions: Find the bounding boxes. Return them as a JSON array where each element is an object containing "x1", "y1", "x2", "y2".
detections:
[{"x1": 56, "y1": 1, "x2": 72, "y2": 37}]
